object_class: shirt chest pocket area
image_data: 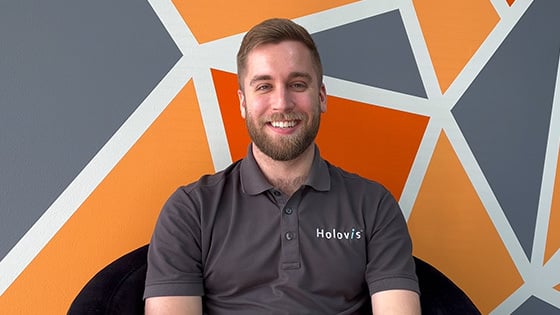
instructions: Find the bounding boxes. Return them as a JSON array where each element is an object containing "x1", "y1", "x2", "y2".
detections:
[{"x1": 300, "y1": 229, "x2": 368, "y2": 292}]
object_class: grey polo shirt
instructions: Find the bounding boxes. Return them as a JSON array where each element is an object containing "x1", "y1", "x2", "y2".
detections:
[{"x1": 144, "y1": 145, "x2": 419, "y2": 314}]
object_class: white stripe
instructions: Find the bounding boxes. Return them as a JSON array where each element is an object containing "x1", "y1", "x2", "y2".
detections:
[
  {"x1": 294, "y1": 0, "x2": 401, "y2": 33},
  {"x1": 490, "y1": 0, "x2": 511, "y2": 18},
  {"x1": 397, "y1": 0, "x2": 442, "y2": 100}
]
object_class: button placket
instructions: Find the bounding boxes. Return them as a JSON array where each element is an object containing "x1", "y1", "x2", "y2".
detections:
[{"x1": 280, "y1": 193, "x2": 301, "y2": 270}]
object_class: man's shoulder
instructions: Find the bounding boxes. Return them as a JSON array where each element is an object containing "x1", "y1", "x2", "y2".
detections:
[
  {"x1": 178, "y1": 159, "x2": 243, "y2": 194},
  {"x1": 325, "y1": 160, "x2": 386, "y2": 191}
]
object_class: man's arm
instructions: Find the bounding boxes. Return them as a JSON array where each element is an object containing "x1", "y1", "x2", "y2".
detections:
[
  {"x1": 371, "y1": 289, "x2": 421, "y2": 315},
  {"x1": 145, "y1": 296, "x2": 202, "y2": 315}
]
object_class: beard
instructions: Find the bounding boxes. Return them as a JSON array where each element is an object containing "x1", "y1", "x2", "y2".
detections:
[{"x1": 246, "y1": 107, "x2": 321, "y2": 161}]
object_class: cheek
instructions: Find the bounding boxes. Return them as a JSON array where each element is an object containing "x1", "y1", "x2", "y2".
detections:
[
  {"x1": 296, "y1": 95, "x2": 321, "y2": 112},
  {"x1": 245, "y1": 96, "x2": 269, "y2": 114}
]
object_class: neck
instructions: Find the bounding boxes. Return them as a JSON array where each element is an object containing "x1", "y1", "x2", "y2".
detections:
[{"x1": 252, "y1": 143, "x2": 315, "y2": 196}]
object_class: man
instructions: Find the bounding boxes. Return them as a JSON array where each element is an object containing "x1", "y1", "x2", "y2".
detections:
[{"x1": 144, "y1": 18, "x2": 420, "y2": 314}]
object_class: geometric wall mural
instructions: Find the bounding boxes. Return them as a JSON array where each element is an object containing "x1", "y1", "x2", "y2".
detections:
[{"x1": 1, "y1": 0, "x2": 559, "y2": 314}]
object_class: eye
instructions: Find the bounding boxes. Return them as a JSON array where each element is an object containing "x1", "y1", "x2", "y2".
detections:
[
  {"x1": 255, "y1": 83, "x2": 272, "y2": 92},
  {"x1": 290, "y1": 82, "x2": 307, "y2": 91}
]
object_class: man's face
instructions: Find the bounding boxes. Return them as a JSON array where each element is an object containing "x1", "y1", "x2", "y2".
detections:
[{"x1": 237, "y1": 40, "x2": 327, "y2": 161}]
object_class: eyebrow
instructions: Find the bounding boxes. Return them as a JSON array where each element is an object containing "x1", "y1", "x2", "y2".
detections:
[
  {"x1": 249, "y1": 72, "x2": 313, "y2": 87},
  {"x1": 249, "y1": 75, "x2": 272, "y2": 87}
]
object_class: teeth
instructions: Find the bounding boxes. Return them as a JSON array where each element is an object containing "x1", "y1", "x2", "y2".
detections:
[{"x1": 271, "y1": 121, "x2": 297, "y2": 128}]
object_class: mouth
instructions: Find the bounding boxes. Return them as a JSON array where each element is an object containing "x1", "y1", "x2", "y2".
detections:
[{"x1": 270, "y1": 120, "x2": 298, "y2": 129}]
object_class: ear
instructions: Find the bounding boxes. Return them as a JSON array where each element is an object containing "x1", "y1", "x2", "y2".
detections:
[
  {"x1": 238, "y1": 89, "x2": 247, "y2": 119},
  {"x1": 319, "y1": 83, "x2": 327, "y2": 113}
]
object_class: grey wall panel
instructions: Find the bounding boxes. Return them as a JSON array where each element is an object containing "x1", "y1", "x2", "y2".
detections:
[
  {"x1": 512, "y1": 295, "x2": 560, "y2": 315},
  {"x1": 312, "y1": 10, "x2": 426, "y2": 98},
  {"x1": 0, "y1": 0, "x2": 181, "y2": 259},
  {"x1": 452, "y1": 1, "x2": 560, "y2": 258}
]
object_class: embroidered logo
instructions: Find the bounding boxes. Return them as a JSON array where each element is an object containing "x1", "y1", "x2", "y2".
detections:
[{"x1": 315, "y1": 227, "x2": 362, "y2": 240}]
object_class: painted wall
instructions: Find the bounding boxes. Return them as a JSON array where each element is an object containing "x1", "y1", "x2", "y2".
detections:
[{"x1": 1, "y1": 0, "x2": 559, "y2": 313}]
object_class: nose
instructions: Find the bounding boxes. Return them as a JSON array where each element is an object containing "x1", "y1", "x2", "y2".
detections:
[{"x1": 271, "y1": 86, "x2": 295, "y2": 112}]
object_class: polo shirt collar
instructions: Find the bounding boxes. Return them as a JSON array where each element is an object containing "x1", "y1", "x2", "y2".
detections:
[
  {"x1": 305, "y1": 145, "x2": 331, "y2": 192},
  {"x1": 240, "y1": 144, "x2": 331, "y2": 195},
  {"x1": 240, "y1": 145, "x2": 274, "y2": 195}
]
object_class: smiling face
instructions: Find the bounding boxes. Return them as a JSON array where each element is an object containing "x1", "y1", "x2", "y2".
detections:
[{"x1": 238, "y1": 40, "x2": 327, "y2": 161}]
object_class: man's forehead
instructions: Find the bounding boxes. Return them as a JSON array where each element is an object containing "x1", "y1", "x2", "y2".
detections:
[{"x1": 240, "y1": 41, "x2": 319, "y2": 86}]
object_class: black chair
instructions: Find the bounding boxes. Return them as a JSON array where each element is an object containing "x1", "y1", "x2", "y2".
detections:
[
  {"x1": 68, "y1": 245, "x2": 148, "y2": 315},
  {"x1": 414, "y1": 256, "x2": 481, "y2": 315},
  {"x1": 68, "y1": 245, "x2": 480, "y2": 314}
]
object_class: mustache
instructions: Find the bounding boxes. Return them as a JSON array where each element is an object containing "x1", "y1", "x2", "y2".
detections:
[{"x1": 263, "y1": 112, "x2": 305, "y2": 122}]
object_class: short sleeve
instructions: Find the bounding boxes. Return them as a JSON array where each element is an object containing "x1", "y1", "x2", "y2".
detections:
[
  {"x1": 365, "y1": 188, "x2": 419, "y2": 295},
  {"x1": 143, "y1": 187, "x2": 205, "y2": 299}
]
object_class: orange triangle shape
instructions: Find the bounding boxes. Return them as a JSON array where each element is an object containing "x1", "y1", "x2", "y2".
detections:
[{"x1": 172, "y1": 0, "x2": 359, "y2": 43}]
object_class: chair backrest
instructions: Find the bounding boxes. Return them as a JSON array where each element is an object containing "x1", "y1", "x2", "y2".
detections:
[
  {"x1": 68, "y1": 245, "x2": 148, "y2": 315},
  {"x1": 414, "y1": 256, "x2": 481, "y2": 315},
  {"x1": 68, "y1": 245, "x2": 481, "y2": 314}
]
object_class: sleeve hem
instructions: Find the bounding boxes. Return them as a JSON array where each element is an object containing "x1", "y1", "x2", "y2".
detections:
[
  {"x1": 143, "y1": 282, "x2": 204, "y2": 300},
  {"x1": 368, "y1": 276, "x2": 420, "y2": 295}
]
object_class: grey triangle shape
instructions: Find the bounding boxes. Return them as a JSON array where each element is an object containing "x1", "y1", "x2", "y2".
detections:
[{"x1": 312, "y1": 10, "x2": 427, "y2": 98}]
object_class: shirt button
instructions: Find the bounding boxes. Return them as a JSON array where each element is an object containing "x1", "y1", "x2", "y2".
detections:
[
  {"x1": 284, "y1": 207, "x2": 293, "y2": 215},
  {"x1": 285, "y1": 232, "x2": 295, "y2": 241},
  {"x1": 273, "y1": 190, "x2": 282, "y2": 196}
]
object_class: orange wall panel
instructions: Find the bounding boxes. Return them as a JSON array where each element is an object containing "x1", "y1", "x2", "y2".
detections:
[
  {"x1": 317, "y1": 96, "x2": 429, "y2": 199},
  {"x1": 172, "y1": 0, "x2": 358, "y2": 43}
]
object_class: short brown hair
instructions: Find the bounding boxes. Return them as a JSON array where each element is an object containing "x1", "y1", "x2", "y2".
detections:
[{"x1": 236, "y1": 18, "x2": 323, "y2": 90}]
